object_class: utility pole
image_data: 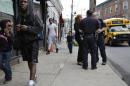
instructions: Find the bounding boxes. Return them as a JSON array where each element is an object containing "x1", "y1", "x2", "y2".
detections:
[
  {"x1": 70, "y1": 0, "x2": 73, "y2": 35},
  {"x1": 89, "y1": 0, "x2": 96, "y2": 12}
]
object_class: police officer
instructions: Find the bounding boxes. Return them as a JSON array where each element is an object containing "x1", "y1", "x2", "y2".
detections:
[
  {"x1": 96, "y1": 18, "x2": 107, "y2": 65},
  {"x1": 80, "y1": 10, "x2": 99, "y2": 70}
]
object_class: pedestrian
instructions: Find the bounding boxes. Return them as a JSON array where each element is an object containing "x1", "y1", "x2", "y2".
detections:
[
  {"x1": 15, "y1": 0, "x2": 43, "y2": 86},
  {"x1": 53, "y1": 19, "x2": 59, "y2": 53},
  {"x1": 96, "y1": 18, "x2": 107, "y2": 65},
  {"x1": 80, "y1": 10, "x2": 99, "y2": 70},
  {"x1": 0, "y1": 19, "x2": 13, "y2": 84},
  {"x1": 74, "y1": 14, "x2": 83, "y2": 65},
  {"x1": 46, "y1": 18, "x2": 58, "y2": 54},
  {"x1": 67, "y1": 31, "x2": 73, "y2": 54}
]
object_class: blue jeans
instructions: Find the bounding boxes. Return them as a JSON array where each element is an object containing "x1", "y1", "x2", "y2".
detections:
[
  {"x1": 68, "y1": 42, "x2": 73, "y2": 53},
  {"x1": 0, "y1": 51, "x2": 12, "y2": 80}
]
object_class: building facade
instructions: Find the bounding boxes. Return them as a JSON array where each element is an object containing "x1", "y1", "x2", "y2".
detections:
[
  {"x1": 128, "y1": 0, "x2": 130, "y2": 19},
  {"x1": 0, "y1": 0, "x2": 63, "y2": 56},
  {"x1": 96, "y1": 0, "x2": 129, "y2": 20},
  {"x1": 0, "y1": 0, "x2": 13, "y2": 20}
]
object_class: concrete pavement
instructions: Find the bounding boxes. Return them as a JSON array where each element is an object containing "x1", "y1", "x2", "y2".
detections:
[{"x1": 0, "y1": 42, "x2": 128, "y2": 86}]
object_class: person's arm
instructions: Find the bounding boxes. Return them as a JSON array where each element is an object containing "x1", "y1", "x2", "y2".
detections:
[
  {"x1": 54, "y1": 24, "x2": 58, "y2": 37},
  {"x1": 96, "y1": 24, "x2": 106, "y2": 33},
  {"x1": 79, "y1": 19, "x2": 85, "y2": 31},
  {"x1": 74, "y1": 23, "x2": 79, "y2": 32}
]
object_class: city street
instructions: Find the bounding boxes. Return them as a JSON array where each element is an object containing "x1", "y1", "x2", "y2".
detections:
[
  {"x1": 0, "y1": 0, "x2": 130, "y2": 86},
  {"x1": 0, "y1": 42, "x2": 128, "y2": 86},
  {"x1": 106, "y1": 44, "x2": 130, "y2": 86}
]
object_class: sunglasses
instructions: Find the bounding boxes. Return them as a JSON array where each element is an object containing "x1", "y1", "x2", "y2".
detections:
[{"x1": 7, "y1": 25, "x2": 12, "y2": 27}]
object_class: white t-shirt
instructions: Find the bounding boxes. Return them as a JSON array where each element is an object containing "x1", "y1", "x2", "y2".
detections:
[{"x1": 48, "y1": 23, "x2": 57, "y2": 36}]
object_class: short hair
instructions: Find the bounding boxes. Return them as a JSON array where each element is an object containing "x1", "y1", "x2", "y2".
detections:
[
  {"x1": 0, "y1": 19, "x2": 11, "y2": 29},
  {"x1": 87, "y1": 10, "x2": 93, "y2": 16},
  {"x1": 49, "y1": 18, "x2": 53, "y2": 21}
]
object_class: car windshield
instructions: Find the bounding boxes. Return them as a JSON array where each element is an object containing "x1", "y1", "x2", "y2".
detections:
[{"x1": 109, "y1": 25, "x2": 129, "y2": 32}]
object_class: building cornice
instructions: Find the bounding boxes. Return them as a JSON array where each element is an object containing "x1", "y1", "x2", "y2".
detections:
[
  {"x1": 97, "y1": 0, "x2": 112, "y2": 8},
  {"x1": 50, "y1": 0, "x2": 63, "y2": 14}
]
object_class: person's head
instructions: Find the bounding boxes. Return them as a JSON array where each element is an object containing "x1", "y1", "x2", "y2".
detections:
[
  {"x1": 49, "y1": 18, "x2": 53, "y2": 24},
  {"x1": 0, "y1": 19, "x2": 12, "y2": 32},
  {"x1": 75, "y1": 14, "x2": 82, "y2": 23},
  {"x1": 86, "y1": 10, "x2": 93, "y2": 17},
  {"x1": 19, "y1": 0, "x2": 28, "y2": 11}
]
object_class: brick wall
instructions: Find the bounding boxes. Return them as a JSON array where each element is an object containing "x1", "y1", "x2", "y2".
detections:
[{"x1": 96, "y1": 0, "x2": 128, "y2": 20}]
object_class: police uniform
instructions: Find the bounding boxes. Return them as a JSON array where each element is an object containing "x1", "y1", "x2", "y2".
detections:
[
  {"x1": 96, "y1": 19, "x2": 107, "y2": 64},
  {"x1": 80, "y1": 16, "x2": 99, "y2": 69}
]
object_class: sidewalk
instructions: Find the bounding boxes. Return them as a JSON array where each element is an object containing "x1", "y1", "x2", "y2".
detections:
[{"x1": 0, "y1": 41, "x2": 128, "y2": 86}]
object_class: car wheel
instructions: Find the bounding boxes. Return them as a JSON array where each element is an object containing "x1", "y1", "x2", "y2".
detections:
[{"x1": 128, "y1": 42, "x2": 130, "y2": 46}]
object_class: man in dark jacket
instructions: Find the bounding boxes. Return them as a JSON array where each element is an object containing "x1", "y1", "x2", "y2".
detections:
[
  {"x1": 80, "y1": 10, "x2": 99, "y2": 70},
  {"x1": 15, "y1": 0, "x2": 43, "y2": 86}
]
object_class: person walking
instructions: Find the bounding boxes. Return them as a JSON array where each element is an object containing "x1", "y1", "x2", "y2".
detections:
[
  {"x1": 74, "y1": 15, "x2": 83, "y2": 65},
  {"x1": 67, "y1": 31, "x2": 73, "y2": 54},
  {"x1": 0, "y1": 19, "x2": 13, "y2": 84},
  {"x1": 80, "y1": 10, "x2": 99, "y2": 70},
  {"x1": 46, "y1": 18, "x2": 58, "y2": 54},
  {"x1": 15, "y1": 0, "x2": 43, "y2": 86}
]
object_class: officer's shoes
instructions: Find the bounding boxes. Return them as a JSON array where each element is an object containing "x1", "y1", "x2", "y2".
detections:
[
  {"x1": 102, "y1": 62, "x2": 106, "y2": 65},
  {"x1": 91, "y1": 67, "x2": 97, "y2": 70},
  {"x1": 82, "y1": 66, "x2": 88, "y2": 70}
]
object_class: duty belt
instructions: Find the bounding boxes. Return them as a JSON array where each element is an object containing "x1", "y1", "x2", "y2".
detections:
[{"x1": 83, "y1": 33, "x2": 96, "y2": 38}]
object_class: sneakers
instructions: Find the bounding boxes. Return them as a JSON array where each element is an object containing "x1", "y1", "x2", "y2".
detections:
[
  {"x1": 46, "y1": 51, "x2": 50, "y2": 55},
  {"x1": 28, "y1": 80, "x2": 36, "y2": 86}
]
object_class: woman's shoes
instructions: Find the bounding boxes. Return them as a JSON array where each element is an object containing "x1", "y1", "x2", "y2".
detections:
[{"x1": 77, "y1": 62, "x2": 83, "y2": 65}]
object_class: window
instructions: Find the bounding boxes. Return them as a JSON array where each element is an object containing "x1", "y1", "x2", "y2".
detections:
[
  {"x1": 123, "y1": 1, "x2": 128, "y2": 10},
  {"x1": 105, "y1": 8, "x2": 107, "y2": 14},
  {"x1": 109, "y1": 7, "x2": 112, "y2": 13},
  {"x1": 115, "y1": 4, "x2": 118, "y2": 12}
]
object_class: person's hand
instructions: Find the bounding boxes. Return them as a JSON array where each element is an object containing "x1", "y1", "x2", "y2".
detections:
[
  {"x1": 96, "y1": 29, "x2": 102, "y2": 33},
  {"x1": 0, "y1": 35, "x2": 7, "y2": 41},
  {"x1": 20, "y1": 25, "x2": 28, "y2": 31},
  {"x1": 16, "y1": 24, "x2": 21, "y2": 31}
]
